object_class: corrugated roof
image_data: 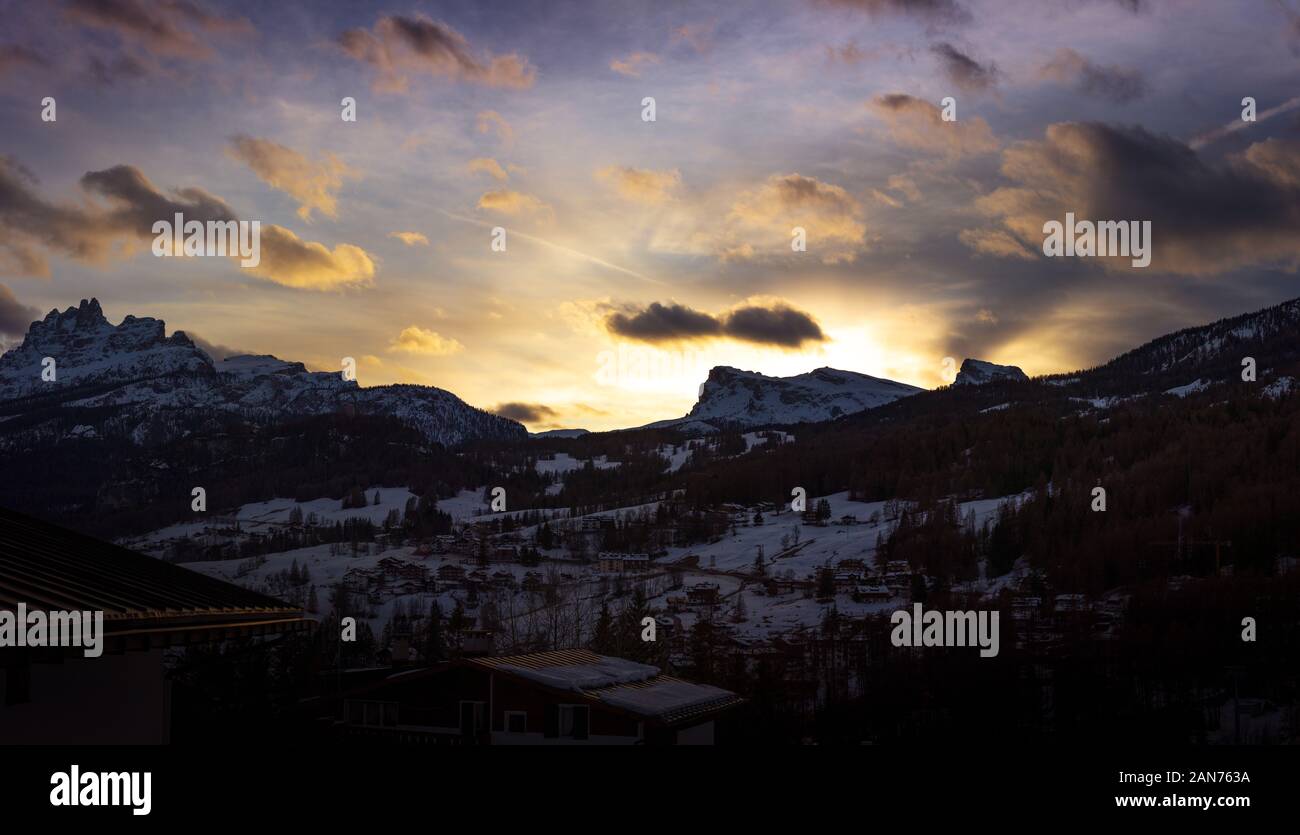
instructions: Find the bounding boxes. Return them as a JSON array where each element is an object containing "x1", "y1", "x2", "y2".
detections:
[{"x1": 0, "y1": 505, "x2": 305, "y2": 632}]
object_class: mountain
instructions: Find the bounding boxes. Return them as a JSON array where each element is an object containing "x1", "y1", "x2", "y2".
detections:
[
  {"x1": 529, "y1": 428, "x2": 590, "y2": 439},
  {"x1": 953, "y1": 358, "x2": 1029, "y2": 386},
  {"x1": 0, "y1": 298, "x2": 526, "y2": 448},
  {"x1": 641, "y1": 365, "x2": 923, "y2": 430}
]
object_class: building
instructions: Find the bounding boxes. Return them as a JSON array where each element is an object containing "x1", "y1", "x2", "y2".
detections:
[
  {"x1": 598, "y1": 553, "x2": 650, "y2": 573},
  {"x1": 0, "y1": 506, "x2": 309, "y2": 744},
  {"x1": 436, "y1": 563, "x2": 466, "y2": 584},
  {"x1": 336, "y1": 649, "x2": 742, "y2": 745},
  {"x1": 686, "y1": 583, "x2": 720, "y2": 605}
]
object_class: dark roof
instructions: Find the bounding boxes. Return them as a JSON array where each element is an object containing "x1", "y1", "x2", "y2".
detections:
[{"x1": 0, "y1": 505, "x2": 308, "y2": 642}]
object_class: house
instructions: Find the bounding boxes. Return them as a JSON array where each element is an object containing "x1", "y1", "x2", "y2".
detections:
[
  {"x1": 436, "y1": 563, "x2": 466, "y2": 584},
  {"x1": 336, "y1": 649, "x2": 742, "y2": 745},
  {"x1": 686, "y1": 583, "x2": 720, "y2": 605},
  {"x1": 853, "y1": 584, "x2": 892, "y2": 602},
  {"x1": 491, "y1": 571, "x2": 516, "y2": 589},
  {"x1": 598, "y1": 553, "x2": 650, "y2": 573},
  {"x1": 0, "y1": 506, "x2": 309, "y2": 744},
  {"x1": 492, "y1": 545, "x2": 519, "y2": 563}
]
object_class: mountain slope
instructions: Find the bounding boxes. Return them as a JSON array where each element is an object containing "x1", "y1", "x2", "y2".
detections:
[
  {"x1": 0, "y1": 298, "x2": 526, "y2": 448},
  {"x1": 642, "y1": 365, "x2": 923, "y2": 430}
]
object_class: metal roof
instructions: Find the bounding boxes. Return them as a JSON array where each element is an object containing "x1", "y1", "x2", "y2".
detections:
[
  {"x1": 469, "y1": 649, "x2": 744, "y2": 726},
  {"x1": 0, "y1": 505, "x2": 307, "y2": 636}
]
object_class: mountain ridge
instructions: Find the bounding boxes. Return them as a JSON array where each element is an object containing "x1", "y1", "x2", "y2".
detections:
[{"x1": 0, "y1": 298, "x2": 526, "y2": 447}]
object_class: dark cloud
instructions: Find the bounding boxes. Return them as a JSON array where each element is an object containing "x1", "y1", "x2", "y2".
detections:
[
  {"x1": 968, "y1": 122, "x2": 1300, "y2": 275},
  {"x1": 724, "y1": 304, "x2": 827, "y2": 347},
  {"x1": 494, "y1": 402, "x2": 557, "y2": 423},
  {"x1": 606, "y1": 302, "x2": 723, "y2": 341},
  {"x1": 1040, "y1": 48, "x2": 1144, "y2": 103},
  {"x1": 814, "y1": 0, "x2": 971, "y2": 25},
  {"x1": 605, "y1": 301, "x2": 827, "y2": 348},
  {"x1": 338, "y1": 14, "x2": 535, "y2": 91},
  {"x1": 0, "y1": 284, "x2": 39, "y2": 339},
  {"x1": 931, "y1": 42, "x2": 997, "y2": 92},
  {"x1": 64, "y1": 0, "x2": 253, "y2": 59}
]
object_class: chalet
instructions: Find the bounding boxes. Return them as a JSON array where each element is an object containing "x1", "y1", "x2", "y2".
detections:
[
  {"x1": 686, "y1": 583, "x2": 720, "y2": 605},
  {"x1": 0, "y1": 506, "x2": 309, "y2": 744},
  {"x1": 492, "y1": 545, "x2": 519, "y2": 563},
  {"x1": 336, "y1": 649, "x2": 742, "y2": 745},
  {"x1": 491, "y1": 571, "x2": 516, "y2": 589},
  {"x1": 377, "y1": 557, "x2": 428, "y2": 584},
  {"x1": 1054, "y1": 593, "x2": 1089, "y2": 613},
  {"x1": 342, "y1": 568, "x2": 372, "y2": 594},
  {"x1": 836, "y1": 558, "x2": 867, "y2": 572},
  {"x1": 853, "y1": 584, "x2": 892, "y2": 602},
  {"x1": 412, "y1": 544, "x2": 435, "y2": 557},
  {"x1": 1011, "y1": 595, "x2": 1042, "y2": 621},
  {"x1": 598, "y1": 553, "x2": 650, "y2": 573},
  {"x1": 436, "y1": 563, "x2": 466, "y2": 584}
]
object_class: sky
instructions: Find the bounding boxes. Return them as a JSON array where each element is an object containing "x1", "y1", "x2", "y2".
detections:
[{"x1": 1, "y1": 0, "x2": 1299, "y2": 431}]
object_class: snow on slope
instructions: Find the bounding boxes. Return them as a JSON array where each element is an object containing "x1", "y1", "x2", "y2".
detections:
[{"x1": 642, "y1": 366, "x2": 922, "y2": 429}]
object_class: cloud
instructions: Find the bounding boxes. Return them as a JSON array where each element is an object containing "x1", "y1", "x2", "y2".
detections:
[
  {"x1": 64, "y1": 0, "x2": 253, "y2": 60},
  {"x1": 388, "y1": 325, "x2": 464, "y2": 355},
  {"x1": 86, "y1": 52, "x2": 150, "y2": 85},
  {"x1": 671, "y1": 23, "x2": 715, "y2": 54},
  {"x1": 726, "y1": 173, "x2": 866, "y2": 263},
  {"x1": 0, "y1": 158, "x2": 236, "y2": 276},
  {"x1": 966, "y1": 122, "x2": 1300, "y2": 275},
  {"x1": 477, "y1": 189, "x2": 550, "y2": 216},
  {"x1": 1040, "y1": 48, "x2": 1145, "y2": 103},
  {"x1": 605, "y1": 302, "x2": 722, "y2": 342},
  {"x1": 493, "y1": 402, "x2": 557, "y2": 423},
  {"x1": 931, "y1": 42, "x2": 997, "y2": 92},
  {"x1": 475, "y1": 111, "x2": 514, "y2": 146},
  {"x1": 245, "y1": 226, "x2": 374, "y2": 290},
  {"x1": 0, "y1": 157, "x2": 376, "y2": 289},
  {"x1": 226, "y1": 136, "x2": 355, "y2": 221},
  {"x1": 0, "y1": 44, "x2": 48, "y2": 78},
  {"x1": 813, "y1": 0, "x2": 971, "y2": 25},
  {"x1": 389, "y1": 231, "x2": 429, "y2": 246},
  {"x1": 605, "y1": 300, "x2": 827, "y2": 348},
  {"x1": 338, "y1": 14, "x2": 535, "y2": 92},
  {"x1": 467, "y1": 157, "x2": 509, "y2": 181},
  {"x1": 596, "y1": 166, "x2": 681, "y2": 203},
  {"x1": 958, "y1": 227, "x2": 1035, "y2": 260},
  {"x1": 869, "y1": 93, "x2": 998, "y2": 158},
  {"x1": 610, "y1": 51, "x2": 661, "y2": 77},
  {"x1": 185, "y1": 331, "x2": 248, "y2": 362},
  {"x1": 0, "y1": 283, "x2": 38, "y2": 338},
  {"x1": 1191, "y1": 95, "x2": 1300, "y2": 150}
]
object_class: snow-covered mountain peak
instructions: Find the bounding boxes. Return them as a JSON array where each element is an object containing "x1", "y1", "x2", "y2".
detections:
[
  {"x1": 0, "y1": 300, "x2": 524, "y2": 447},
  {"x1": 644, "y1": 364, "x2": 923, "y2": 430}
]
